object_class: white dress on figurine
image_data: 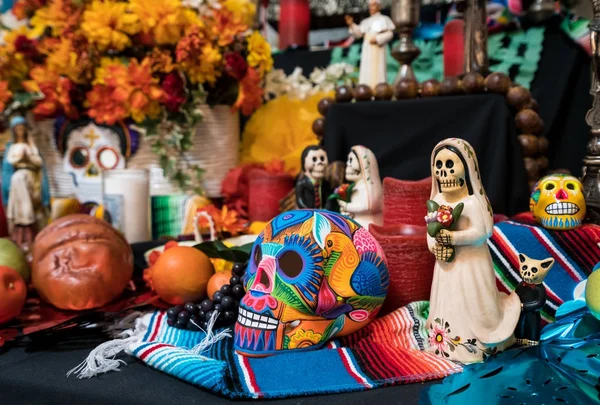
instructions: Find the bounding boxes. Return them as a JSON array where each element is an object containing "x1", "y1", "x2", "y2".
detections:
[
  {"x1": 6, "y1": 142, "x2": 44, "y2": 228},
  {"x1": 341, "y1": 145, "x2": 383, "y2": 229},
  {"x1": 426, "y1": 138, "x2": 520, "y2": 364},
  {"x1": 349, "y1": 12, "x2": 394, "y2": 89}
]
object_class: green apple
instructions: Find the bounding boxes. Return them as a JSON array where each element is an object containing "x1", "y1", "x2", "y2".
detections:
[
  {"x1": 0, "y1": 238, "x2": 30, "y2": 283},
  {"x1": 586, "y1": 270, "x2": 600, "y2": 321}
]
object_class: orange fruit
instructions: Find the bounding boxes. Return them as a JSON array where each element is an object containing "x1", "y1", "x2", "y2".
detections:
[
  {"x1": 151, "y1": 246, "x2": 214, "y2": 305},
  {"x1": 207, "y1": 271, "x2": 232, "y2": 299},
  {"x1": 0, "y1": 266, "x2": 27, "y2": 324}
]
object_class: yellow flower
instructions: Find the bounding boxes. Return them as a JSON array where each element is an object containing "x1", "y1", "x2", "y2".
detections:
[
  {"x1": 222, "y1": 0, "x2": 256, "y2": 26},
  {"x1": 181, "y1": 44, "x2": 222, "y2": 85},
  {"x1": 246, "y1": 31, "x2": 273, "y2": 76},
  {"x1": 210, "y1": 258, "x2": 233, "y2": 273},
  {"x1": 30, "y1": 0, "x2": 81, "y2": 38},
  {"x1": 0, "y1": 47, "x2": 28, "y2": 86},
  {"x1": 129, "y1": 0, "x2": 197, "y2": 45},
  {"x1": 288, "y1": 329, "x2": 323, "y2": 349},
  {"x1": 46, "y1": 38, "x2": 80, "y2": 82},
  {"x1": 81, "y1": 0, "x2": 140, "y2": 51}
]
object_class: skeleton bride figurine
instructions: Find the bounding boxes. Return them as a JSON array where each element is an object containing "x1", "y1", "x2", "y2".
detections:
[
  {"x1": 338, "y1": 145, "x2": 383, "y2": 228},
  {"x1": 426, "y1": 138, "x2": 520, "y2": 363}
]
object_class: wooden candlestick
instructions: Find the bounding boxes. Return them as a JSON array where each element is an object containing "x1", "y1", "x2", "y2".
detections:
[{"x1": 582, "y1": 0, "x2": 600, "y2": 224}]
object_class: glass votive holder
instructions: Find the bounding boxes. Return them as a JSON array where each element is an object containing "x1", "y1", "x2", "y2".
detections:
[{"x1": 102, "y1": 169, "x2": 150, "y2": 243}]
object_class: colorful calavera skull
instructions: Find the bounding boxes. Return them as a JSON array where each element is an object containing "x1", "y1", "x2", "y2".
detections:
[
  {"x1": 234, "y1": 210, "x2": 389, "y2": 357},
  {"x1": 530, "y1": 174, "x2": 586, "y2": 230},
  {"x1": 59, "y1": 121, "x2": 128, "y2": 204}
]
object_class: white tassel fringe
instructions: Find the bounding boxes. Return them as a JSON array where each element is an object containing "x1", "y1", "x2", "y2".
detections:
[{"x1": 68, "y1": 311, "x2": 232, "y2": 379}]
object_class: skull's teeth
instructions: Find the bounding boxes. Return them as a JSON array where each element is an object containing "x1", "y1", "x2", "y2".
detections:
[
  {"x1": 237, "y1": 309, "x2": 278, "y2": 330},
  {"x1": 545, "y1": 202, "x2": 580, "y2": 216}
]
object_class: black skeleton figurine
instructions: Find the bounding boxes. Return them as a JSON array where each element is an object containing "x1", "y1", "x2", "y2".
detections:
[
  {"x1": 296, "y1": 146, "x2": 333, "y2": 210},
  {"x1": 515, "y1": 253, "x2": 554, "y2": 346}
]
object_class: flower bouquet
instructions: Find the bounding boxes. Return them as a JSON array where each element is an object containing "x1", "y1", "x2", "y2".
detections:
[
  {"x1": 329, "y1": 182, "x2": 355, "y2": 203},
  {"x1": 0, "y1": 0, "x2": 273, "y2": 195},
  {"x1": 425, "y1": 201, "x2": 463, "y2": 262},
  {"x1": 425, "y1": 201, "x2": 464, "y2": 237}
]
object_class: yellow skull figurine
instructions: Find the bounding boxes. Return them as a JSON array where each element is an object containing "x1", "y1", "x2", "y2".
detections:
[{"x1": 530, "y1": 174, "x2": 586, "y2": 230}]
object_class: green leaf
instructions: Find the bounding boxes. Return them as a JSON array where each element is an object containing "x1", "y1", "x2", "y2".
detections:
[
  {"x1": 12, "y1": 92, "x2": 35, "y2": 107},
  {"x1": 323, "y1": 251, "x2": 340, "y2": 276},
  {"x1": 428, "y1": 222, "x2": 442, "y2": 237},
  {"x1": 426, "y1": 200, "x2": 439, "y2": 213},
  {"x1": 193, "y1": 241, "x2": 252, "y2": 263}
]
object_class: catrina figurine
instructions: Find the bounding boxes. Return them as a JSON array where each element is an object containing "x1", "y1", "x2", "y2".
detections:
[
  {"x1": 295, "y1": 146, "x2": 333, "y2": 210},
  {"x1": 515, "y1": 253, "x2": 554, "y2": 346}
]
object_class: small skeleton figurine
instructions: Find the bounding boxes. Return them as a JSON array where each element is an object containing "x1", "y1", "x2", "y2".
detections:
[
  {"x1": 338, "y1": 145, "x2": 383, "y2": 228},
  {"x1": 515, "y1": 253, "x2": 554, "y2": 346},
  {"x1": 296, "y1": 146, "x2": 332, "y2": 210},
  {"x1": 426, "y1": 138, "x2": 520, "y2": 363}
]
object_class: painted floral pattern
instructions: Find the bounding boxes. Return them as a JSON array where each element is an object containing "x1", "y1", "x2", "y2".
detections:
[{"x1": 428, "y1": 318, "x2": 497, "y2": 360}]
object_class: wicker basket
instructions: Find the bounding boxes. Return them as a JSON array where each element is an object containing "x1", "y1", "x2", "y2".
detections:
[{"x1": 127, "y1": 105, "x2": 240, "y2": 198}]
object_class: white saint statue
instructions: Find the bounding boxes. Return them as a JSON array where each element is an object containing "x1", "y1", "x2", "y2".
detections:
[{"x1": 345, "y1": 0, "x2": 395, "y2": 89}]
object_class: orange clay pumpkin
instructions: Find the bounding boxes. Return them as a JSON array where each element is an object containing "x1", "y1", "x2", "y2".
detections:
[{"x1": 32, "y1": 214, "x2": 134, "y2": 310}]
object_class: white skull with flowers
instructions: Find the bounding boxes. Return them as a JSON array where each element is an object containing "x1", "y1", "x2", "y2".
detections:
[{"x1": 63, "y1": 123, "x2": 125, "y2": 203}]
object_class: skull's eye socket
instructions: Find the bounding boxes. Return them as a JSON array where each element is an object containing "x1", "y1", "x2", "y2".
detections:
[
  {"x1": 278, "y1": 250, "x2": 303, "y2": 279},
  {"x1": 565, "y1": 182, "x2": 577, "y2": 191},
  {"x1": 544, "y1": 182, "x2": 556, "y2": 191},
  {"x1": 253, "y1": 244, "x2": 262, "y2": 267},
  {"x1": 436, "y1": 160, "x2": 443, "y2": 169},
  {"x1": 446, "y1": 160, "x2": 454, "y2": 169},
  {"x1": 320, "y1": 156, "x2": 325, "y2": 162},
  {"x1": 97, "y1": 147, "x2": 119, "y2": 170},
  {"x1": 531, "y1": 267, "x2": 538, "y2": 273},
  {"x1": 69, "y1": 146, "x2": 90, "y2": 169},
  {"x1": 312, "y1": 157, "x2": 317, "y2": 162}
]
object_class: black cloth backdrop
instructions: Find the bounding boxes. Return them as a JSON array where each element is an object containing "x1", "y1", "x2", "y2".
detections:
[
  {"x1": 274, "y1": 19, "x2": 592, "y2": 181},
  {"x1": 323, "y1": 94, "x2": 528, "y2": 215}
]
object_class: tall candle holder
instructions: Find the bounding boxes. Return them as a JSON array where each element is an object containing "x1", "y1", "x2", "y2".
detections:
[
  {"x1": 391, "y1": 0, "x2": 421, "y2": 83},
  {"x1": 464, "y1": 0, "x2": 489, "y2": 75},
  {"x1": 582, "y1": 0, "x2": 600, "y2": 224}
]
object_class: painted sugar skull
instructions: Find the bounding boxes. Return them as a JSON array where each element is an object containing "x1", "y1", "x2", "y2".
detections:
[
  {"x1": 530, "y1": 174, "x2": 586, "y2": 230},
  {"x1": 518, "y1": 253, "x2": 554, "y2": 285},
  {"x1": 234, "y1": 210, "x2": 389, "y2": 356},
  {"x1": 57, "y1": 119, "x2": 135, "y2": 204}
]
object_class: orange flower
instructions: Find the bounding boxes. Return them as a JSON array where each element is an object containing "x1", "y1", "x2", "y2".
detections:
[
  {"x1": 263, "y1": 159, "x2": 286, "y2": 174},
  {"x1": 175, "y1": 25, "x2": 205, "y2": 64},
  {"x1": 30, "y1": 0, "x2": 82, "y2": 38},
  {"x1": 211, "y1": 9, "x2": 248, "y2": 47},
  {"x1": 22, "y1": 66, "x2": 77, "y2": 119},
  {"x1": 0, "y1": 81, "x2": 13, "y2": 113},
  {"x1": 197, "y1": 205, "x2": 247, "y2": 236},
  {"x1": 233, "y1": 67, "x2": 263, "y2": 115},
  {"x1": 148, "y1": 49, "x2": 176, "y2": 74},
  {"x1": 88, "y1": 58, "x2": 163, "y2": 125}
]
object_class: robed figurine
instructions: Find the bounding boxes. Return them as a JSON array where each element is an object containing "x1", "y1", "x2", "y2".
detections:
[
  {"x1": 2, "y1": 116, "x2": 50, "y2": 248},
  {"x1": 296, "y1": 146, "x2": 333, "y2": 210},
  {"x1": 345, "y1": 0, "x2": 395, "y2": 89}
]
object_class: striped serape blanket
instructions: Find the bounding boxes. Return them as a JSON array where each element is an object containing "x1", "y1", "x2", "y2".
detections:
[
  {"x1": 489, "y1": 213, "x2": 600, "y2": 324},
  {"x1": 127, "y1": 301, "x2": 461, "y2": 399}
]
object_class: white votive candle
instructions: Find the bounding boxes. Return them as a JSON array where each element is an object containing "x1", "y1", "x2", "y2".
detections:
[{"x1": 102, "y1": 169, "x2": 150, "y2": 243}]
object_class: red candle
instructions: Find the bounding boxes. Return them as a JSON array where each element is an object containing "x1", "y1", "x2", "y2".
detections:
[
  {"x1": 382, "y1": 177, "x2": 431, "y2": 227},
  {"x1": 278, "y1": 0, "x2": 310, "y2": 50},
  {"x1": 443, "y1": 19, "x2": 465, "y2": 77},
  {"x1": 248, "y1": 169, "x2": 295, "y2": 222},
  {"x1": 370, "y1": 223, "x2": 435, "y2": 315}
]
